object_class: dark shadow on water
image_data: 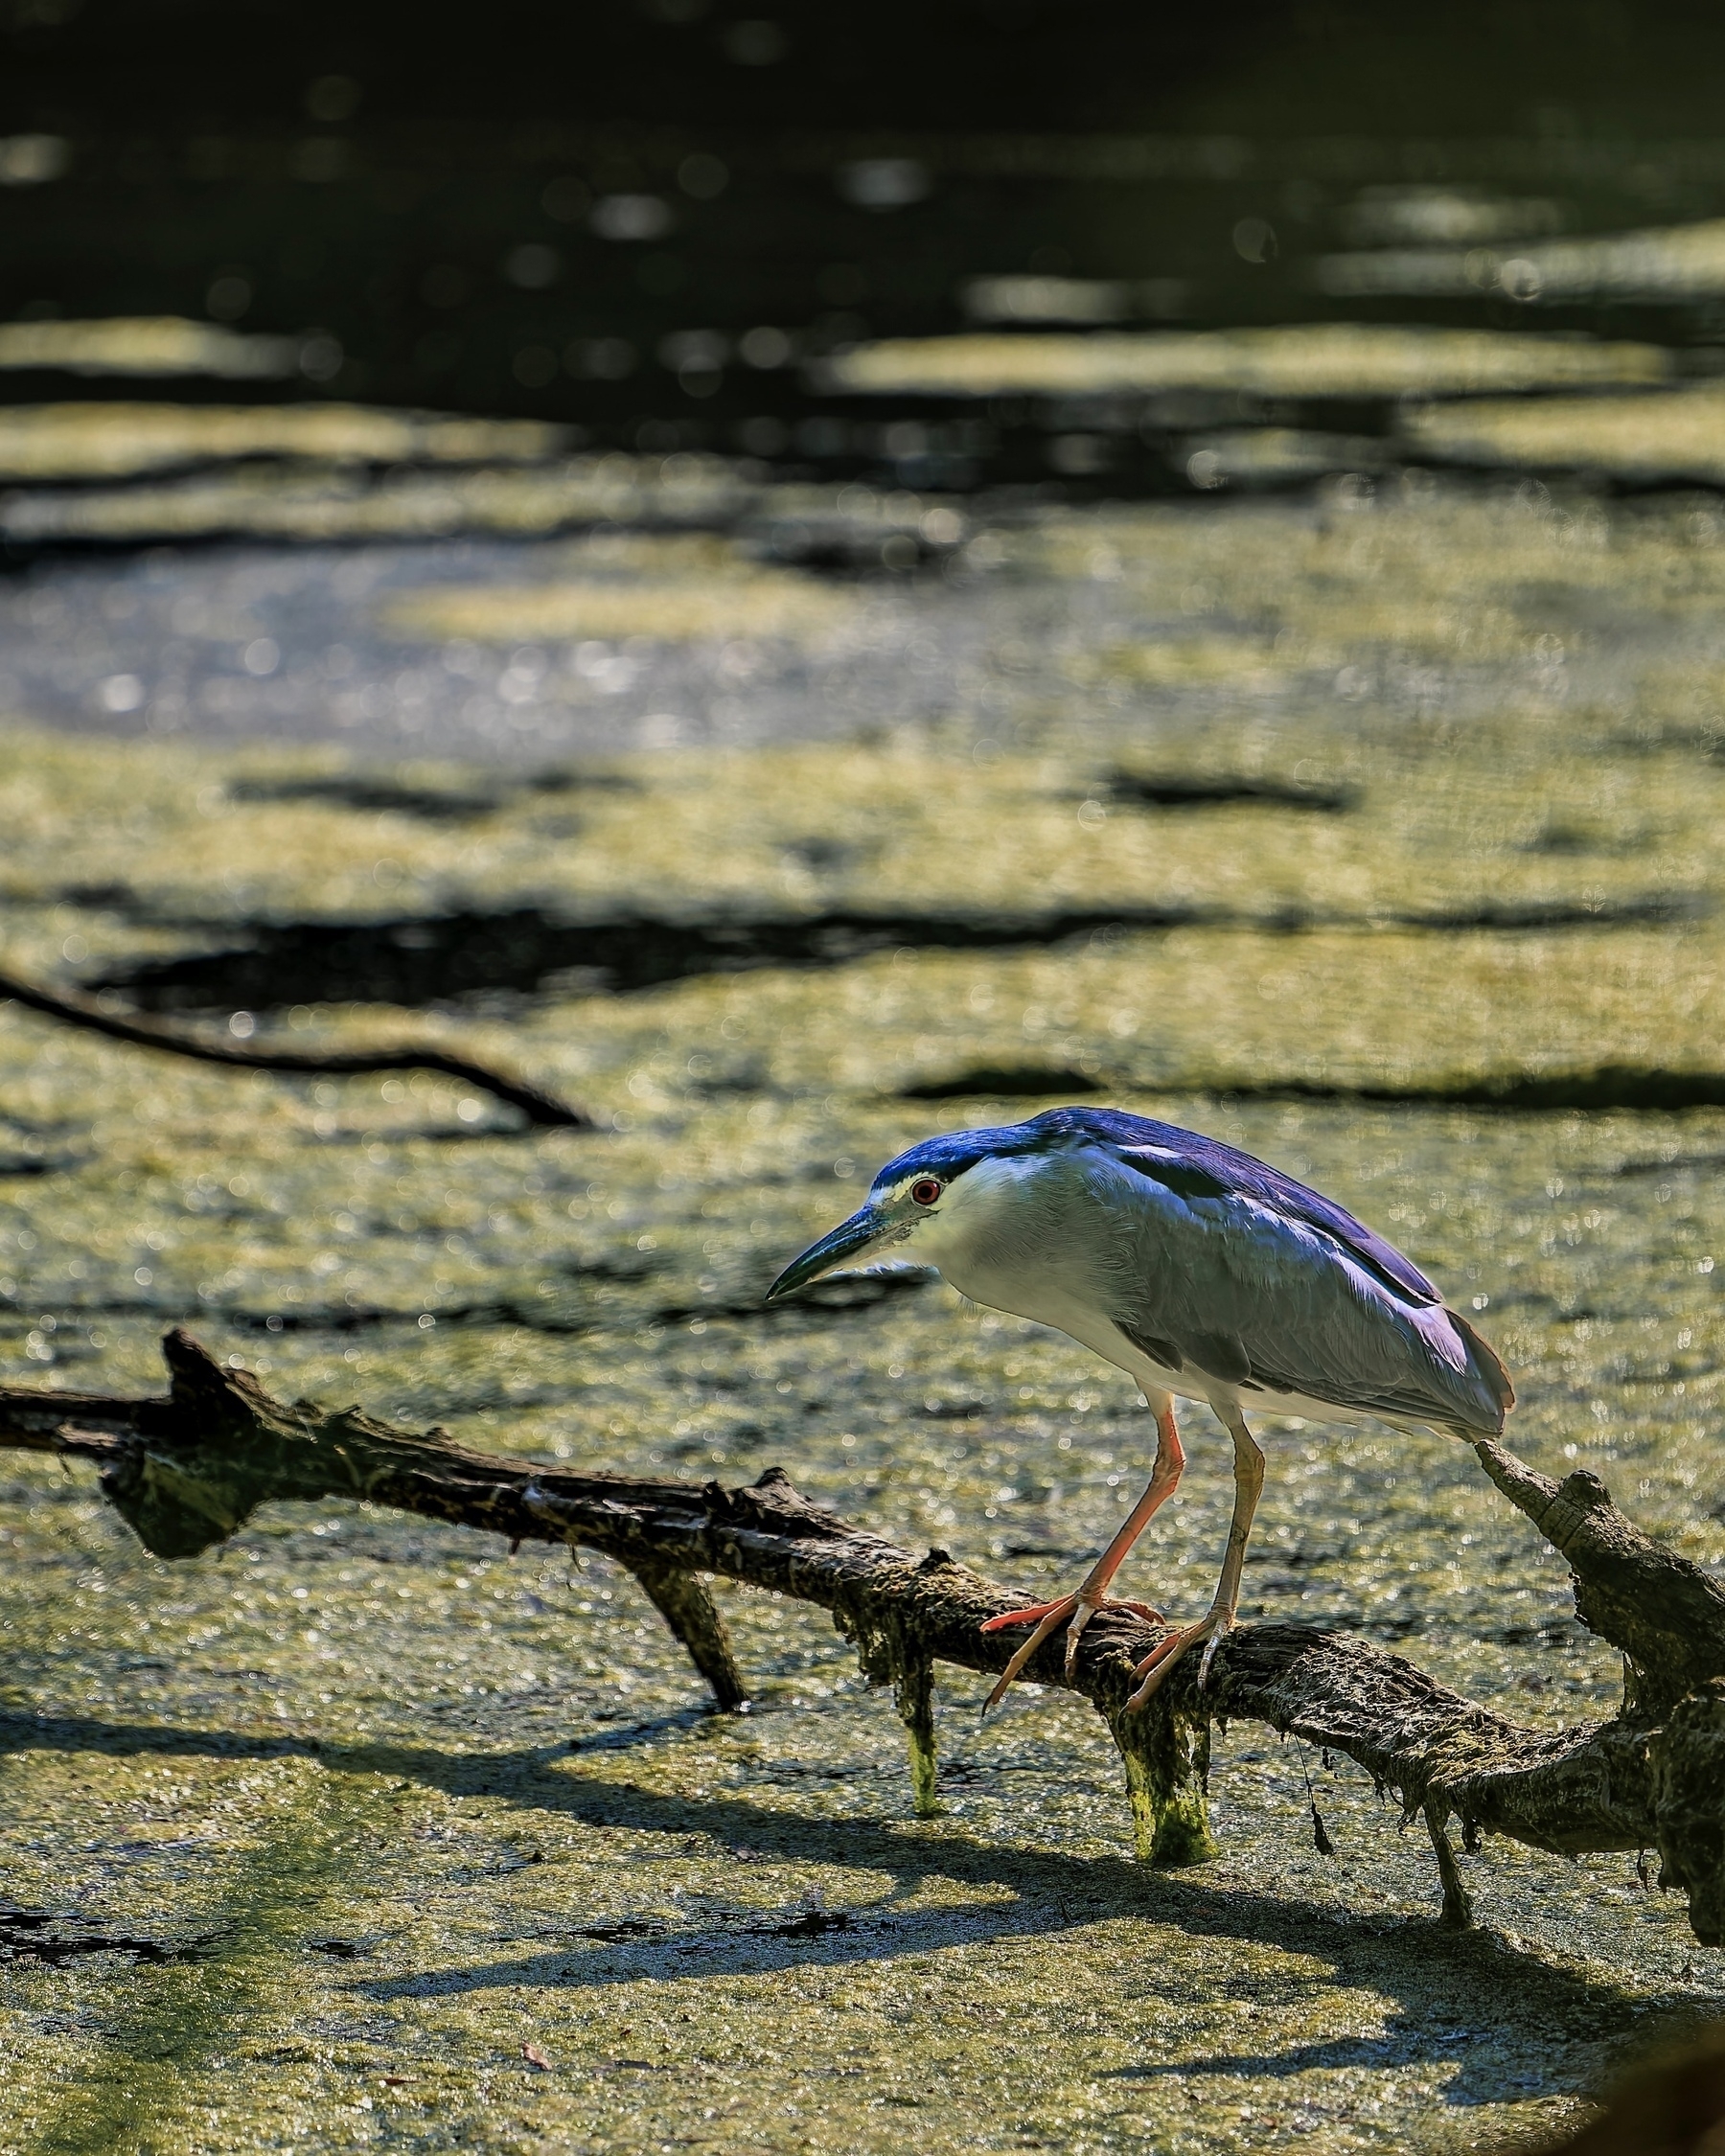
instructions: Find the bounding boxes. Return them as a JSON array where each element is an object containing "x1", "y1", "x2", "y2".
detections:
[
  {"x1": 287, "y1": 1121, "x2": 549, "y2": 1148},
  {"x1": 218, "y1": 1260, "x2": 931, "y2": 1340},
  {"x1": 0, "y1": 1260, "x2": 929, "y2": 1348},
  {"x1": 908, "y1": 1064, "x2": 1725, "y2": 1115},
  {"x1": 84, "y1": 895, "x2": 1704, "y2": 1017},
  {"x1": 1610, "y1": 1152, "x2": 1725, "y2": 1179},
  {"x1": 900, "y1": 1063, "x2": 1109, "y2": 1100},
  {"x1": 564, "y1": 1707, "x2": 715, "y2": 1752},
  {"x1": 0, "y1": 1705, "x2": 1697, "y2": 2106},
  {"x1": 84, "y1": 904, "x2": 1232, "y2": 1013},
  {"x1": 223, "y1": 768, "x2": 626, "y2": 823},
  {"x1": 1109, "y1": 772, "x2": 1360, "y2": 815},
  {"x1": 0, "y1": 1903, "x2": 217, "y2": 1964},
  {"x1": 1101, "y1": 2020, "x2": 1552, "y2": 2100},
  {"x1": 352, "y1": 1899, "x2": 1050, "y2": 2000},
  {"x1": 1198, "y1": 1067, "x2": 1725, "y2": 1114}
]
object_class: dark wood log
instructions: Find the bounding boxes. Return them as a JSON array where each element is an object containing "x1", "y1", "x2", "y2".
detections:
[
  {"x1": 1473, "y1": 1438, "x2": 1725, "y2": 1718},
  {"x1": 0, "y1": 964, "x2": 590, "y2": 1128},
  {"x1": 3, "y1": 1329, "x2": 1723, "y2": 1942}
]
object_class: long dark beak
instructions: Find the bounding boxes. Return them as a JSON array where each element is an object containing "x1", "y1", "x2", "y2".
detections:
[{"x1": 765, "y1": 1204, "x2": 888, "y2": 1303}]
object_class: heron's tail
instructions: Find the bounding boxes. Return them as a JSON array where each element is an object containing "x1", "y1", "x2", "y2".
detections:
[{"x1": 1449, "y1": 1309, "x2": 1515, "y2": 1432}]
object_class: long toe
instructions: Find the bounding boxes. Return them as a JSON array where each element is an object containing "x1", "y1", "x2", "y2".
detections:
[
  {"x1": 1125, "y1": 1610, "x2": 1230, "y2": 1712},
  {"x1": 981, "y1": 1584, "x2": 1172, "y2": 1709},
  {"x1": 981, "y1": 1594, "x2": 1077, "y2": 1712},
  {"x1": 1197, "y1": 1620, "x2": 1234, "y2": 1688},
  {"x1": 1062, "y1": 1593, "x2": 1103, "y2": 1682},
  {"x1": 1059, "y1": 1587, "x2": 1162, "y2": 1679},
  {"x1": 980, "y1": 1595, "x2": 1077, "y2": 1635}
]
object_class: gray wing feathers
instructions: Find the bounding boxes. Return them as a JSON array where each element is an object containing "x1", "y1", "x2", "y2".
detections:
[
  {"x1": 1085, "y1": 1149, "x2": 1509, "y2": 1434},
  {"x1": 1449, "y1": 1311, "x2": 1516, "y2": 1418}
]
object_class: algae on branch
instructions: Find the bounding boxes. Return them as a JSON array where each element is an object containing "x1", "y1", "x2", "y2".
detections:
[{"x1": 1115, "y1": 1699, "x2": 1218, "y2": 1868}]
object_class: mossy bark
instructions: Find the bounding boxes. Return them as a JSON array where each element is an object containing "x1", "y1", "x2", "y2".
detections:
[
  {"x1": 1649, "y1": 1682, "x2": 1725, "y2": 1944},
  {"x1": 1424, "y1": 1804, "x2": 1475, "y2": 1930},
  {"x1": 8, "y1": 1329, "x2": 1725, "y2": 1940},
  {"x1": 892, "y1": 1655, "x2": 941, "y2": 1818},
  {"x1": 1109, "y1": 1698, "x2": 1217, "y2": 1867}
]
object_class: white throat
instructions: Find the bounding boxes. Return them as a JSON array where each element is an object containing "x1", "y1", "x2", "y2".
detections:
[
  {"x1": 899, "y1": 1148, "x2": 1171, "y2": 1395},
  {"x1": 907, "y1": 1154, "x2": 1035, "y2": 1279},
  {"x1": 908, "y1": 1154, "x2": 1096, "y2": 1329}
]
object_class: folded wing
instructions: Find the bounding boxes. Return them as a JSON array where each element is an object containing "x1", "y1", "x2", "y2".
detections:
[{"x1": 1100, "y1": 1137, "x2": 1512, "y2": 1434}]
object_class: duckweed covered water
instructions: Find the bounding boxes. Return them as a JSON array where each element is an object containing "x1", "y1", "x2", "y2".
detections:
[{"x1": 5, "y1": 477, "x2": 1725, "y2": 2151}]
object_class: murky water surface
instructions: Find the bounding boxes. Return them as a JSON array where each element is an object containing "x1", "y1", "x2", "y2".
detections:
[{"x1": 6, "y1": 481, "x2": 1725, "y2": 2149}]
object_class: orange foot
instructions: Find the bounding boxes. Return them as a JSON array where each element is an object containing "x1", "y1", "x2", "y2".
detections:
[
  {"x1": 1123, "y1": 1606, "x2": 1234, "y2": 1712},
  {"x1": 980, "y1": 1589, "x2": 1166, "y2": 1713}
]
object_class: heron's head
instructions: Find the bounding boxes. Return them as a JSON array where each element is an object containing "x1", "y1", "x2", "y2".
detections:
[{"x1": 765, "y1": 1116, "x2": 1067, "y2": 1302}]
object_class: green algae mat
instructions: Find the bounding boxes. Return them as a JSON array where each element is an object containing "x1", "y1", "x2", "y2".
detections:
[{"x1": 7, "y1": 478, "x2": 1725, "y2": 2151}]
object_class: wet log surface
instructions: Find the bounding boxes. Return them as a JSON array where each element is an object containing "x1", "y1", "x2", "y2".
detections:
[{"x1": 7, "y1": 1329, "x2": 1725, "y2": 1943}]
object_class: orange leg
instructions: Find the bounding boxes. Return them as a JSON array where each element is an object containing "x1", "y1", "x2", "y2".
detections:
[
  {"x1": 980, "y1": 1401, "x2": 1185, "y2": 1712},
  {"x1": 1124, "y1": 1407, "x2": 1264, "y2": 1711}
]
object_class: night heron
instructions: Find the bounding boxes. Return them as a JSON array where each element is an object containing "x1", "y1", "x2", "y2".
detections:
[{"x1": 767, "y1": 1108, "x2": 1512, "y2": 1711}]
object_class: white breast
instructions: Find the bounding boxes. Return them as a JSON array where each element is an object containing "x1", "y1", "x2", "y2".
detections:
[
  {"x1": 913, "y1": 1155, "x2": 1165, "y2": 1391},
  {"x1": 912, "y1": 1149, "x2": 1396, "y2": 1434}
]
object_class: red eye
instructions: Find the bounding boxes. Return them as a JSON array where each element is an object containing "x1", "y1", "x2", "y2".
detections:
[{"x1": 910, "y1": 1178, "x2": 942, "y2": 1206}]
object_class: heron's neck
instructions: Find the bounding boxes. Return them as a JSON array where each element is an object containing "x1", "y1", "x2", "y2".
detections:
[
  {"x1": 914, "y1": 1154, "x2": 1153, "y2": 1385},
  {"x1": 915, "y1": 1153, "x2": 1080, "y2": 1309}
]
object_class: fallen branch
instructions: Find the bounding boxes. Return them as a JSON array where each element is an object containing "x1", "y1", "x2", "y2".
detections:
[
  {"x1": 0, "y1": 964, "x2": 590, "y2": 1129},
  {"x1": 4, "y1": 1329, "x2": 1723, "y2": 1942}
]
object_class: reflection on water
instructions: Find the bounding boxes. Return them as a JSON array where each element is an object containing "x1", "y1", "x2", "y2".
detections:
[
  {"x1": 820, "y1": 321, "x2": 1671, "y2": 397},
  {"x1": 0, "y1": 316, "x2": 302, "y2": 379},
  {"x1": 1410, "y1": 380, "x2": 1725, "y2": 486},
  {"x1": 11, "y1": 9, "x2": 1725, "y2": 502},
  {"x1": 1318, "y1": 214, "x2": 1725, "y2": 303}
]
